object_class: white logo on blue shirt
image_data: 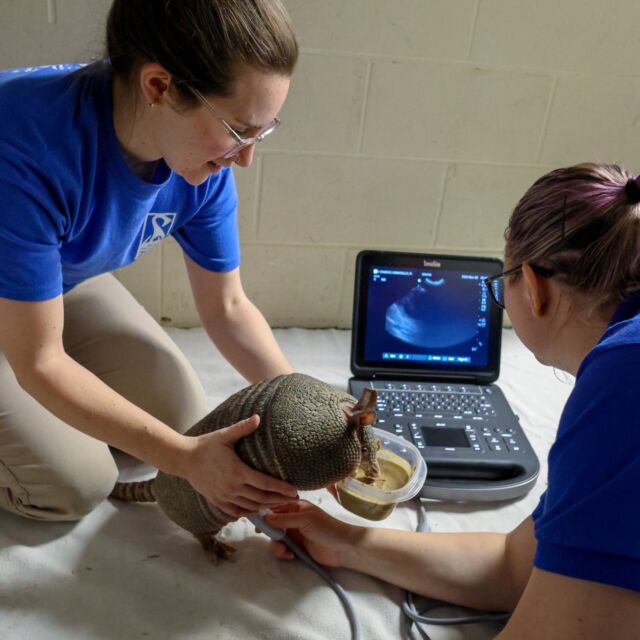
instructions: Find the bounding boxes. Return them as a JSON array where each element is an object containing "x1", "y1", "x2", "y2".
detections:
[{"x1": 136, "y1": 213, "x2": 176, "y2": 259}]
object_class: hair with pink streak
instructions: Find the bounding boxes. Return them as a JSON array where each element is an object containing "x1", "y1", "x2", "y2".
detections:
[{"x1": 505, "y1": 163, "x2": 640, "y2": 315}]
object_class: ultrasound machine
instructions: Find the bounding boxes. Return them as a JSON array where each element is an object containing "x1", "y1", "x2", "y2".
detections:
[{"x1": 348, "y1": 250, "x2": 540, "y2": 502}]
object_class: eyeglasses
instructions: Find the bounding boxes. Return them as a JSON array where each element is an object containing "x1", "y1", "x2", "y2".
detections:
[
  {"x1": 484, "y1": 264, "x2": 555, "y2": 310},
  {"x1": 190, "y1": 87, "x2": 281, "y2": 159}
]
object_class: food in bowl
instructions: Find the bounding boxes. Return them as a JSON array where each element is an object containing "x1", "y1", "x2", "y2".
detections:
[{"x1": 335, "y1": 428, "x2": 427, "y2": 521}]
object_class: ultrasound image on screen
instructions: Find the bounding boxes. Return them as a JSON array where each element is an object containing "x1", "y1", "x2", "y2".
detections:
[{"x1": 364, "y1": 266, "x2": 491, "y2": 367}]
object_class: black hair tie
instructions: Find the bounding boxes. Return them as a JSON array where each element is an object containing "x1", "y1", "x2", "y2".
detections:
[{"x1": 624, "y1": 178, "x2": 640, "y2": 204}]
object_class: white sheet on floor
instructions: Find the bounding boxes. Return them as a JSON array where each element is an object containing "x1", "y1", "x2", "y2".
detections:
[{"x1": 0, "y1": 328, "x2": 572, "y2": 640}]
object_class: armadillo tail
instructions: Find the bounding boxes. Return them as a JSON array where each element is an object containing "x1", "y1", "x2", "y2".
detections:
[{"x1": 110, "y1": 479, "x2": 157, "y2": 502}]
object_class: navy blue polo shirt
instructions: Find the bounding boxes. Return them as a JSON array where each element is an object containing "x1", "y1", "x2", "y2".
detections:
[{"x1": 532, "y1": 291, "x2": 640, "y2": 592}]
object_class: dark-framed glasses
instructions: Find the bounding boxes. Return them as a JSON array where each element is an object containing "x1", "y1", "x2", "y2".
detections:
[
  {"x1": 484, "y1": 264, "x2": 555, "y2": 310},
  {"x1": 190, "y1": 87, "x2": 281, "y2": 159}
]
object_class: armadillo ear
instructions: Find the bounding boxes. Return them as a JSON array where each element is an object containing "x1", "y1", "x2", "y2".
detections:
[
  {"x1": 344, "y1": 388, "x2": 378, "y2": 429},
  {"x1": 353, "y1": 388, "x2": 377, "y2": 413}
]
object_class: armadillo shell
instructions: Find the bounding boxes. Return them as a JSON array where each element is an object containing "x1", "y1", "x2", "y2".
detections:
[
  {"x1": 240, "y1": 373, "x2": 370, "y2": 489},
  {"x1": 152, "y1": 377, "x2": 281, "y2": 537},
  {"x1": 152, "y1": 373, "x2": 375, "y2": 538}
]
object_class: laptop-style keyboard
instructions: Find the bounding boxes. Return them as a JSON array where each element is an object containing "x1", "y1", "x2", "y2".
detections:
[
  {"x1": 374, "y1": 382, "x2": 497, "y2": 418},
  {"x1": 367, "y1": 381, "x2": 524, "y2": 454}
]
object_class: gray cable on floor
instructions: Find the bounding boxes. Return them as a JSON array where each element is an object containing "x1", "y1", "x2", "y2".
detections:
[
  {"x1": 248, "y1": 513, "x2": 360, "y2": 640},
  {"x1": 252, "y1": 498, "x2": 512, "y2": 640},
  {"x1": 283, "y1": 534, "x2": 361, "y2": 640},
  {"x1": 402, "y1": 499, "x2": 510, "y2": 639}
]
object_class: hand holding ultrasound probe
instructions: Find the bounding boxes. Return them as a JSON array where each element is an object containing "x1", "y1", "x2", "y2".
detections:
[{"x1": 270, "y1": 164, "x2": 640, "y2": 640}]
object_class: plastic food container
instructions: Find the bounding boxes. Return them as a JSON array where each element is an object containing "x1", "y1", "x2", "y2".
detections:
[{"x1": 335, "y1": 428, "x2": 427, "y2": 521}]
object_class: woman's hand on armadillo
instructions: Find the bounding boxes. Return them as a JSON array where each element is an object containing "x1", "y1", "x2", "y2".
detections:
[
  {"x1": 266, "y1": 501, "x2": 364, "y2": 568},
  {"x1": 184, "y1": 414, "x2": 299, "y2": 518}
]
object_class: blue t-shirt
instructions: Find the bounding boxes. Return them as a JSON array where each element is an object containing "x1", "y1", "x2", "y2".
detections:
[
  {"x1": 532, "y1": 291, "x2": 640, "y2": 592},
  {"x1": 0, "y1": 63, "x2": 240, "y2": 301}
]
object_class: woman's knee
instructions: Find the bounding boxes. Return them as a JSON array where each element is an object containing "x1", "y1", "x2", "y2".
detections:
[
  {"x1": 54, "y1": 460, "x2": 119, "y2": 520},
  {"x1": 0, "y1": 455, "x2": 119, "y2": 522}
]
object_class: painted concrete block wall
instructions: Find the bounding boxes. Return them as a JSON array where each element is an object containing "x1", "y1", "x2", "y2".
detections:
[{"x1": 2, "y1": 0, "x2": 639, "y2": 327}]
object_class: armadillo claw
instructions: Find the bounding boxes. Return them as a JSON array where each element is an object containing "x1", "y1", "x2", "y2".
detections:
[{"x1": 196, "y1": 534, "x2": 237, "y2": 565}]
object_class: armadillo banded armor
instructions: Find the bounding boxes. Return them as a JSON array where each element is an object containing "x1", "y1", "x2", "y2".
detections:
[
  {"x1": 111, "y1": 373, "x2": 379, "y2": 558},
  {"x1": 235, "y1": 373, "x2": 373, "y2": 488}
]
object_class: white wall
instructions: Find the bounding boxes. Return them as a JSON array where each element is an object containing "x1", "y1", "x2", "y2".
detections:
[{"x1": 2, "y1": 0, "x2": 639, "y2": 327}]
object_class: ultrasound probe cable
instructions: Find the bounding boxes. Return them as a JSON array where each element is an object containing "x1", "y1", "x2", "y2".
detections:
[
  {"x1": 250, "y1": 500, "x2": 510, "y2": 640},
  {"x1": 248, "y1": 511, "x2": 361, "y2": 640},
  {"x1": 402, "y1": 499, "x2": 511, "y2": 639}
]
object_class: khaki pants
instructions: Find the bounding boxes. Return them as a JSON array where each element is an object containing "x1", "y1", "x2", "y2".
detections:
[{"x1": 0, "y1": 274, "x2": 207, "y2": 521}]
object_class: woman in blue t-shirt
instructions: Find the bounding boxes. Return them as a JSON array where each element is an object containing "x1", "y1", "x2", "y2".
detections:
[
  {"x1": 267, "y1": 163, "x2": 640, "y2": 638},
  {"x1": 0, "y1": 1, "x2": 300, "y2": 520}
]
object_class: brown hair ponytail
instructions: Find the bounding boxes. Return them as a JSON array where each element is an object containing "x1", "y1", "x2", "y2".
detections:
[{"x1": 505, "y1": 163, "x2": 640, "y2": 315}]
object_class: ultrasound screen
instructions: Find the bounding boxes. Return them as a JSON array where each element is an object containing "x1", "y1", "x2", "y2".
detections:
[{"x1": 363, "y1": 265, "x2": 492, "y2": 368}]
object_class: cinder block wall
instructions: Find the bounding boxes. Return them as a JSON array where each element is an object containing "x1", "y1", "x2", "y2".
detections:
[{"x1": 2, "y1": 1, "x2": 640, "y2": 327}]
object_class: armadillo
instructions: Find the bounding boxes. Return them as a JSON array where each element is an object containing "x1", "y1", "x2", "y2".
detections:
[{"x1": 110, "y1": 373, "x2": 379, "y2": 562}]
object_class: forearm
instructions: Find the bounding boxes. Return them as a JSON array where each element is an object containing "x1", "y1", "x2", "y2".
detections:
[
  {"x1": 18, "y1": 352, "x2": 192, "y2": 476},
  {"x1": 203, "y1": 298, "x2": 294, "y2": 383},
  {"x1": 341, "y1": 527, "x2": 519, "y2": 611}
]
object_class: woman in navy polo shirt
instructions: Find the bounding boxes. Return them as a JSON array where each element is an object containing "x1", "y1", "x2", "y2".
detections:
[
  {"x1": 267, "y1": 163, "x2": 640, "y2": 639},
  {"x1": 0, "y1": 1, "x2": 300, "y2": 521}
]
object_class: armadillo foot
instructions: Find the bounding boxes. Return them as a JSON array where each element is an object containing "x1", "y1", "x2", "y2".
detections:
[{"x1": 196, "y1": 534, "x2": 237, "y2": 565}]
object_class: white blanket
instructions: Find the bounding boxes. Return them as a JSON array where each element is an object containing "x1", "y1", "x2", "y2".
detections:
[{"x1": 0, "y1": 328, "x2": 572, "y2": 639}]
